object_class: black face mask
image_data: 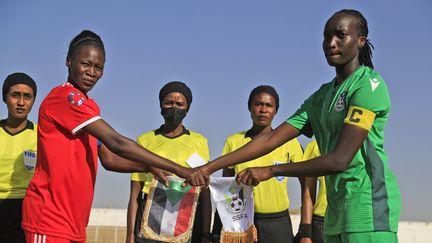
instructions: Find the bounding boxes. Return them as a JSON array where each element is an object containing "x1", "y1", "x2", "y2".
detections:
[{"x1": 161, "y1": 107, "x2": 187, "y2": 124}]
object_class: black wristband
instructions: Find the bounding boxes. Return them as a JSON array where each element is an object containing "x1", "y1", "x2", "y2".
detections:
[{"x1": 298, "y1": 223, "x2": 312, "y2": 238}]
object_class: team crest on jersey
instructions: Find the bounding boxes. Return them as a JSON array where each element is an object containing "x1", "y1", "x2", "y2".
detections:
[
  {"x1": 334, "y1": 91, "x2": 348, "y2": 112},
  {"x1": 68, "y1": 92, "x2": 84, "y2": 106}
]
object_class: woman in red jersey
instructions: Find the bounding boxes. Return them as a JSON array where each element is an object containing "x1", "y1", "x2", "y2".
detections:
[{"x1": 22, "y1": 30, "x2": 206, "y2": 243}]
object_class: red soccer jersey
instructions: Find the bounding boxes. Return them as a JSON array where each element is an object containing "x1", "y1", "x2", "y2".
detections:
[{"x1": 22, "y1": 82, "x2": 101, "y2": 241}]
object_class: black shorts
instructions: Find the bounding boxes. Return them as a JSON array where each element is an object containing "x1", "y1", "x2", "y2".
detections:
[
  {"x1": 254, "y1": 210, "x2": 294, "y2": 243},
  {"x1": 0, "y1": 198, "x2": 25, "y2": 243}
]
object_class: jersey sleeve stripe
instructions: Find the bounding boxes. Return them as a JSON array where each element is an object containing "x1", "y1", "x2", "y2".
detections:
[{"x1": 71, "y1": 116, "x2": 101, "y2": 135}]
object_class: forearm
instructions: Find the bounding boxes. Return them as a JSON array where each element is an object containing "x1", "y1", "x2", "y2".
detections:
[
  {"x1": 86, "y1": 119, "x2": 187, "y2": 177},
  {"x1": 300, "y1": 177, "x2": 316, "y2": 224},
  {"x1": 207, "y1": 123, "x2": 300, "y2": 173},
  {"x1": 126, "y1": 201, "x2": 137, "y2": 242},
  {"x1": 271, "y1": 153, "x2": 348, "y2": 177},
  {"x1": 104, "y1": 135, "x2": 186, "y2": 177},
  {"x1": 199, "y1": 189, "x2": 212, "y2": 235},
  {"x1": 207, "y1": 134, "x2": 277, "y2": 173},
  {"x1": 99, "y1": 144, "x2": 148, "y2": 173},
  {"x1": 126, "y1": 181, "x2": 142, "y2": 243}
]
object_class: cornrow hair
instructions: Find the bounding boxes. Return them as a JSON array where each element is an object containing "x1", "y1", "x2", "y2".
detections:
[
  {"x1": 336, "y1": 9, "x2": 375, "y2": 69},
  {"x1": 67, "y1": 30, "x2": 105, "y2": 59}
]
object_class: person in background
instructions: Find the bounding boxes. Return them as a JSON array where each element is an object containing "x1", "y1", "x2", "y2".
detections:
[
  {"x1": 126, "y1": 81, "x2": 211, "y2": 243},
  {"x1": 0, "y1": 72, "x2": 37, "y2": 243},
  {"x1": 212, "y1": 85, "x2": 303, "y2": 243}
]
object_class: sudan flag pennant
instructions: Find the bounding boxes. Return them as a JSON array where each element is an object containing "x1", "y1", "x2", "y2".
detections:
[{"x1": 140, "y1": 176, "x2": 201, "y2": 243}]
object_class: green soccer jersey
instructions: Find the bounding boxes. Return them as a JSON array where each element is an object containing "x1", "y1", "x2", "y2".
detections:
[{"x1": 287, "y1": 66, "x2": 401, "y2": 235}]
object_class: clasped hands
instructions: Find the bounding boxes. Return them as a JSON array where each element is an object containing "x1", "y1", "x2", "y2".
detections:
[
  {"x1": 148, "y1": 164, "x2": 275, "y2": 188},
  {"x1": 183, "y1": 164, "x2": 276, "y2": 187}
]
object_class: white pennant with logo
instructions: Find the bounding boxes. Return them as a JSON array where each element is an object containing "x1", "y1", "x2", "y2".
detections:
[{"x1": 209, "y1": 177, "x2": 254, "y2": 232}]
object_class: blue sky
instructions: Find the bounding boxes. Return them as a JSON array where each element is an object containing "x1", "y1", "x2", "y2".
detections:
[{"x1": 1, "y1": 1, "x2": 431, "y2": 221}]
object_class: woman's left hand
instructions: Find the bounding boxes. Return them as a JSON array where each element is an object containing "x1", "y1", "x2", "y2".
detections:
[{"x1": 236, "y1": 166, "x2": 273, "y2": 186}]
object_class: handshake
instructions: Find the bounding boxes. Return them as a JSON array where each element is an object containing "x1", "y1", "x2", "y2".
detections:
[{"x1": 149, "y1": 163, "x2": 275, "y2": 188}]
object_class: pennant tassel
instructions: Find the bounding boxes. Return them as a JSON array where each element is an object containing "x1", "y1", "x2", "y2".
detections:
[{"x1": 221, "y1": 225, "x2": 257, "y2": 243}]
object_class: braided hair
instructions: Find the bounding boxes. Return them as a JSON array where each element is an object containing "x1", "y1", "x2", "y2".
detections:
[
  {"x1": 335, "y1": 9, "x2": 375, "y2": 69},
  {"x1": 67, "y1": 30, "x2": 105, "y2": 60}
]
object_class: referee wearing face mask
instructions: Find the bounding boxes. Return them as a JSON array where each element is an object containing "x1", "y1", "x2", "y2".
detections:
[{"x1": 126, "y1": 81, "x2": 212, "y2": 243}]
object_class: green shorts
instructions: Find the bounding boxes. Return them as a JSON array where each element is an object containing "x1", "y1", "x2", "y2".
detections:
[{"x1": 324, "y1": 231, "x2": 398, "y2": 243}]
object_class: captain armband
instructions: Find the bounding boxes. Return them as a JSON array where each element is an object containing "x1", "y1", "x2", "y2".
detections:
[{"x1": 344, "y1": 106, "x2": 376, "y2": 131}]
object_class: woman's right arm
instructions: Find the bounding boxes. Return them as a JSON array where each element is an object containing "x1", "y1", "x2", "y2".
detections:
[
  {"x1": 84, "y1": 119, "x2": 207, "y2": 184},
  {"x1": 126, "y1": 180, "x2": 144, "y2": 243},
  {"x1": 199, "y1": 122, "x2": 300, "y2": 177}
]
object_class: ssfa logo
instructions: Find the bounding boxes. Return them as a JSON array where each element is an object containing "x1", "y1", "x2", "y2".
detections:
[
  {"x1": 334, "y1": 91, "x2": 348, "y2": 112},
  {"x1": 224, "y1": 186, "x2": 247, "y2": 215},
  {"x1": 68, "y1": 92, "x2": 84, "y2": 106}
]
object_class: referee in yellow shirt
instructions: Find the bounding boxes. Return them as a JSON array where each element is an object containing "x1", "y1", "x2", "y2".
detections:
[
  {"x1": 213, "y1": 85, "x2": 303, "y2": 243},
  {"x1": 0, "y1": 73, "x2": 37, "y2": 243}
]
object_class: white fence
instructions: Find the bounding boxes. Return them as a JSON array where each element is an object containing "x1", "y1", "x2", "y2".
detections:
[{"x1": 88, "y1": 208, "x2": 432, "y2": 243}]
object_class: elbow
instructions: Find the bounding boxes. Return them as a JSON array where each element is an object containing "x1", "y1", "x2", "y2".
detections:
[
  {"x1": 327, "y1": 155, "x2": 350, "y2": 173},
  {"x1": 100, "y1": 156, "x2": 116, "y2": 171}
]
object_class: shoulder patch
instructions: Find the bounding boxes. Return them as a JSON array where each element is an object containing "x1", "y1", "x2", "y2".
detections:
[
  {"x1": 370, "y1": 78, "x2": 380, "y2": 92},
  {"x1": 68, "y1": 92, "x2": 85, "y2": 106}
]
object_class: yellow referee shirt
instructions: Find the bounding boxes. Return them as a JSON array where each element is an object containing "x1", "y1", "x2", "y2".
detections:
[
  {"x1": 0, "y1": 120, "x2": 37, "y2": 199},
  {"x1": 302, "y1": 140, "x2": 327, "y2": 217},
  {"x1": 131, "y1": 127, "x2": 210, "y2": 194},
  {"x1": 225, "y1": 130, "x2": 303, "y2": 213}
]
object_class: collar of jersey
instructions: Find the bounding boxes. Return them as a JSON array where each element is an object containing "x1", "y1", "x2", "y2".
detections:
[
  {"x1": 154, "y1": 125, "x2": 190, "y2": 139},
  {"x1": 0, "y1": 119, "x2": 35, "y2": 136}
]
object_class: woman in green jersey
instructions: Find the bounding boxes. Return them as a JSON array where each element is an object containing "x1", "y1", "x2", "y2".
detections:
[{"x1": 188, "y1": 9, "x2": 401, "y2": 243}]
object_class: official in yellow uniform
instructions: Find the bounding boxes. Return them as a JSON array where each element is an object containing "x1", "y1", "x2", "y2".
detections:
[
  {"x1": 0, "y1": 73, "x2": 37, "y2": 243},
  {"x1": 126, "y1": 81, "x2": 211, "y2": 243},
  {"x1": 213, "y1": 85, "x2": 303, "y2": 243}
]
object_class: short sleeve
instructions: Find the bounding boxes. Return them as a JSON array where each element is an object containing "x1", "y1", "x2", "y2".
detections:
[
  {"x1": 197, "y1": 136, "x2": 210, "y2": 163},
  {"x1": 131, "y1": 136, "x2": 150, "y2": 182},
  {"x1": 302, "y1": 140, "x2": 321, "y2": 161},
  {"x1": 286, "y1": 94, "x2": 314, "y2": 138},
  {"x1": 344, "y1": 72, "x2": 390, "y2": 131},
  {"x1": 131, "y1": 172, "x2": 147, "y2": 182},
  {"x1": 288, "y1": 139, "x2": 304, "y2": 163},
  {"x1": 221, "y1": 138, "x2": 235, "y2": 169},
  {"x1": 50, "y1": 89, "x2": 100, "y2": 135},
  {"x1": 221, "y1": 138, "x2": 233, "y2": 156},
  {"x1": 348, "y1": 73, "x2": 390, "y2": 114}
]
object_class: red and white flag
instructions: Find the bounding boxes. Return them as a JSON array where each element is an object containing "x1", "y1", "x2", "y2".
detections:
[{"x1": 140, "y1": 176, "x2": 200, "y2": 242}]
